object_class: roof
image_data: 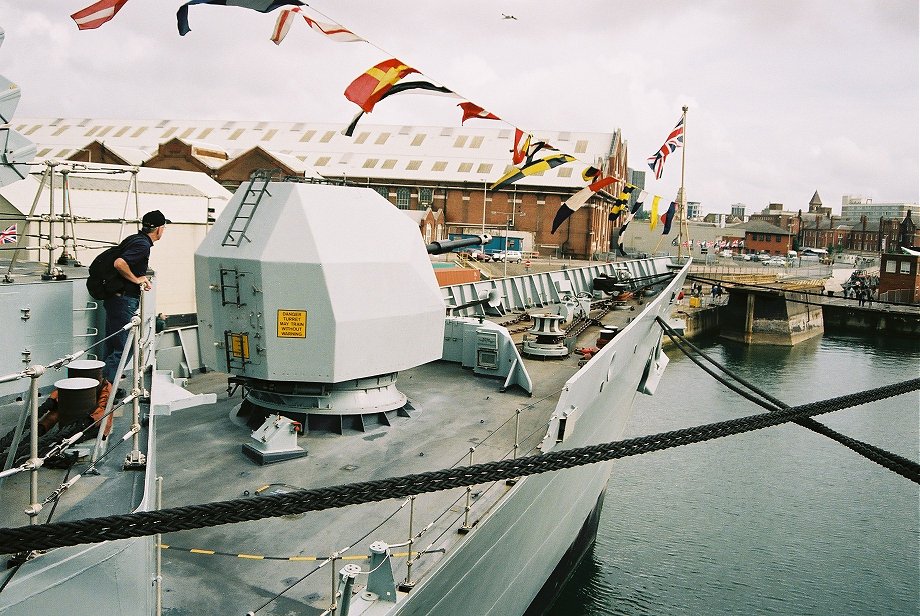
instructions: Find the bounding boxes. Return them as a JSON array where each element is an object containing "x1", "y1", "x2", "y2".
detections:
[
  {"x1": 809, "y1": 190, "x2": 822, "y2": 206},
  {"x1": 15, "y1": 118, "x2": 618, "y2": 189},
  {"x1": 742, "y1": 220, "x2": 792, "y2": 235},
  {"x1": 0, "y1": 162, "x2": 232, "y2": 222}
]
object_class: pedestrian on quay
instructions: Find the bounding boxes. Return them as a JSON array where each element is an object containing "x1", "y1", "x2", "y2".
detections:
[{"x1": 102, "y1": 210, "x2": 169, "y2": 385}]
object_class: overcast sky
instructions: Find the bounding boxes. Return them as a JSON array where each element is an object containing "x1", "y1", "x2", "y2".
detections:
[{"x1": 1, "y1": 0, "x2": 917, "y2": 214}]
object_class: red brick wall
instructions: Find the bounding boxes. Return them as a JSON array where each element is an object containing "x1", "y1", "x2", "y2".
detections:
[{"x1": 879, "y1": 254, "x2": 920, "y2": 302}]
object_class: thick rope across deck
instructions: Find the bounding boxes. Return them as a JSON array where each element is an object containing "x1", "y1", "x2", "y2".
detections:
[{"x1": 1, "y1": 377, "x2": 917, "y2": 554}]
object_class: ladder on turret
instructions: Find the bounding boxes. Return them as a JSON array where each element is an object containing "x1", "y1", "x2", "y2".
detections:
[{"x1": 222, "y1": 171, "x2": 272, "y2": 247}]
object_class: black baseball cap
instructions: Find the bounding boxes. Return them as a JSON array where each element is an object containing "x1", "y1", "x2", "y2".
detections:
[{"x1": 141, "y1": 210, "x2": 171, "y2": 227}]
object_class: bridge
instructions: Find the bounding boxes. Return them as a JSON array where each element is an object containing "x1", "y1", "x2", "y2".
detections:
[{"x1": 684, "y1": 269, "x2": 920, "y2": 343}]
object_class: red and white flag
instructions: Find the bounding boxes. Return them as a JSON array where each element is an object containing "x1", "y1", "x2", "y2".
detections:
[
  {"x1": 271, "y1": 7, "x2": 364, "y2": 44},
  {"x1": 511, "y1": 128, "x2": 531, "y2": 165},
  {"x1": 71, "y1": 0, "x2": 129, "y2": 30},
  {"x1": 457, "y1": 102, "x2": 500, "y2": 124}
]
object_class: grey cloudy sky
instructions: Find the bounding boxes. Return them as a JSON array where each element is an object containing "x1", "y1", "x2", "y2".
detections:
[{"x1": 1, "y1": 0, "x2": 917, "y2": 214}]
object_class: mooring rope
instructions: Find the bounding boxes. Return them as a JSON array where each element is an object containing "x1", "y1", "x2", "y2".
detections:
[
  {"x1": 0, "y1": 375, "x2": 916, "y2": 555},
  {"x1": 656, "y1": 317, "x2": 920, "y2": 483}
]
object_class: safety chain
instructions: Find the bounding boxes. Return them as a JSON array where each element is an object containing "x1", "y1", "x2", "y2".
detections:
[
  {"x1": 498, "y1": 312, "x2": 532, "y2": 334},
  {"x1": 0, "y1": 376, "x2": 916, "y2": 555}
]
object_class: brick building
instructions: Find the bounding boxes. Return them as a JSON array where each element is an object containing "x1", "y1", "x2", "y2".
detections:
[
  {"x1": 878, "y1": 253, "x2": 920, "y2": 303},
  {"x1": 742, "y1": 220, "x2": 794, "y2": 255},
  {"x1": 19, "y1": 118, "x2": 631, "y2": 259}
]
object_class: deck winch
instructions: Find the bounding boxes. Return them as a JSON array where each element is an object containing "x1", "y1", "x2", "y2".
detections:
[{"x1": 522, "y1": 313, "x2": 571, "y2": 358}]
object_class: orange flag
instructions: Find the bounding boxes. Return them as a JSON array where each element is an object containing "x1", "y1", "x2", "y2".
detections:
[{"x1": 344, "y1": 58, "x2": 418, "y2": 113}]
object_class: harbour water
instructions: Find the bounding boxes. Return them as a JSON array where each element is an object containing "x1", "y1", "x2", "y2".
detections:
[{"x1": 549, "y1": 333, "x2": 920, "y2": 615}]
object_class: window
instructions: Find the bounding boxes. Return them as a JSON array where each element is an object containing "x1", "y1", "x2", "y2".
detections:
[
  {"x1": 411, "y1": 134, "x2": 426, "y2": 146},
  {"x1": 396, "y1": 187, "x2": 411, "y2": 209},
  {"x1": 363, "y1": 159, "x2": 379, "y2": 168},
  {"x1": 376, "y1": 186, "x2": 390, "y2": 199},
  {"x1": 574, "y1": 140, "x2": 588, "y2": 153},
  {"x1": 314, "y1": 156, "x2": 331, "y2": 166},
  {"x1": 53, "y1": 126, "x2": 69, "y2": 136},
  {"x1": 198, "y1": 128, "x2": 213, "y2": 139},
  {"x1": 180, "y1": 127, "x2": 194, "y2": 139},
  {"x1": 885, "y1": 260, "x2": 896, "y2": 273},
  {"x1": 354, "y1": 132, "x2": 370, "y2": 144},
  {"x1": 131, "y1": 126, "x2": 147, "y2": 138},
  {"x1": 558, "y1": 131, "x2": 571, "y2": 142},
  {"x1": 470, "y1": 136, "x2": 484, "y2": 148},
  {"x1": 85, "y1": 126, "x2": 100, "y2": 137},
  {"x1": 557, "y1": 168, "x2": 572, "y2": 178},
  {"x1": 262, "y1": 129, "x2": 277, "y2": 141},
  {"x1": 900, "y1": 260, "x2": 911, "y2": 274},
  {"x1": 375, "y1": 132, "x2": 391, "y2": 145},
  {"x1": 419, "y1": 187, "x2": 433, "y2": 205},
  {"x1": 432, "y1": 161, "x2": 448, "y2": 172},
  {"x1": 406, "y1": 160, "x2": 422, "y2": 171},
  {"x1": 476, "y1": 163, "x2": 493, "y2": 174},
  {"x1": 453, "y1": 135, "x2": 468, "y2": 148},
  {"x1": 458, "y1": 162, "x2": 473, "y2": 173},
  {"x1": 320, "y1": 131, "x2": 336, "y2": 143},
  {"x1": 229, "y1": 128, "x2": 244, "y2": 140},
  {"x1": 300, "y1": 130, "x2": 316, "y2": 142},
  {"x1": 97, "y1": 126, "x2": 113, "y2": 137},
  {"x1": 399, "y1": 125, "x2": 412, "y2": 135},
  {"x1": 162, "y1": 127, "x2": 177, "y2": 139},
  {"x1": 381, "y1": 159, "x2": 397, "y2": 169}
]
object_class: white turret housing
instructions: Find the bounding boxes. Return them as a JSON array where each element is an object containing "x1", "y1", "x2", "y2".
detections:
[{"x1": 194, "y1": 182, "x2": 445, "y2": 384}]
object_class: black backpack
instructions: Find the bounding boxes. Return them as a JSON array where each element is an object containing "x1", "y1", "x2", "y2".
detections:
[{"x1": 86, "y1": 236, "x2": 137, "y2": 300}]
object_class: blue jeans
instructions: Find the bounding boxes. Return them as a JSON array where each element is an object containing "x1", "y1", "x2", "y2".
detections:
[{"x1": 103, "y1": 294, "x2": 140, "y2": 384}]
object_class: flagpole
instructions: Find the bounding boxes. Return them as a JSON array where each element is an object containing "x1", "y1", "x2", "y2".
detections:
[{"x1": 677, "y1": 105, "x2": 688, "y2": 261}]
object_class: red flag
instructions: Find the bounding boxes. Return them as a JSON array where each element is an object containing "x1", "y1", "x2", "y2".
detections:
[
  {"x1": 457, "y1": 102, "x2": 500, "y2": 124},
  {"x1": 511, "y1": 128, "x2": 531, "y2": 165},
  {"x1": 344, "y1": 58, "x2": 418, "y2": 113},
  {"x1": 71, "y1": 0, "x2": 129, "y2": 30}
]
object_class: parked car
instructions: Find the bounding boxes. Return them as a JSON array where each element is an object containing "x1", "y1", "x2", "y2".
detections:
[
  {"x1": 468, "y1": 249, "x2": 492, "y2": 262},
  {"x1": 763, "y1": 257, "x2": 788, "y2": 267},
  {"x1": 494, "y1": 250, "x2": 523, "y2": 263}
]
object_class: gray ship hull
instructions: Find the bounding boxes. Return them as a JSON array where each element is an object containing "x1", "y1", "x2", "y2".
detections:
[{"x1": 1, "y1": 256, "x2": 686, "y2": 616}]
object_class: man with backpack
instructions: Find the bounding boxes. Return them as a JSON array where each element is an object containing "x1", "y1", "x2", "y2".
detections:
[{"x1": 102, "y1": 210, "x2": 170, "y2": 385}]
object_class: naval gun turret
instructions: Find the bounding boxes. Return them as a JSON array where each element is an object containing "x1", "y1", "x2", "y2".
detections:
[{"x1": 194, "y1": 181, "x2": 446, "y2": 434}]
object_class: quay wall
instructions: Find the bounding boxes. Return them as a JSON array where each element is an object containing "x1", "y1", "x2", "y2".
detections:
[
  {"x1": 671, "y1": 301, "x2": 919, "y2": 346},
  {"x1": 822, "y1": 304, "x2": 920, "y2": 337}
]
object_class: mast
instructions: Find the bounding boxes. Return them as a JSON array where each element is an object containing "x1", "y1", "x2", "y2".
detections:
[{"x1": 677, "y1": 105, "x2": 688, "y2": 260}]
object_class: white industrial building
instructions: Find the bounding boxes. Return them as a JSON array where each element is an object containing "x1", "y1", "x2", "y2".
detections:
[
  {"x1": 840, "y1": 196, "x2": 919, "y2": 223},
  {"x1": 0, "y1": 162, "x2": 232, "y2": 316}
]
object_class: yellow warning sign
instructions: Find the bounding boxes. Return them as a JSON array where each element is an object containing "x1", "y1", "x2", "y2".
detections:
[
  {"x1": 277, "y1": 310, "x2": 307, "y2": 338},
  {"x1": 229, "y1": 333, "x2": 250, "y2": 359}
]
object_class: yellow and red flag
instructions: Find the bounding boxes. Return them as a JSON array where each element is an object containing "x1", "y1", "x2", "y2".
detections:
[{"x1": 345, "y1": 58, "x2": 418, "y2": 113}]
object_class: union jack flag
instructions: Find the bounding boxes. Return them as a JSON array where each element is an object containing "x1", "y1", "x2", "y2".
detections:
[
  {"x1": 0, "y1": 224, "x2": 17, "y2": 244},
  {"x1": 647, "y1": 117, "x2": 684, "y2": 180}
]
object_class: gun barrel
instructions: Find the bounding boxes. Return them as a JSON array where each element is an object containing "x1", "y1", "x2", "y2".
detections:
[{"x1": 426, "y1": 234, "x2": 491, "y2": 255}]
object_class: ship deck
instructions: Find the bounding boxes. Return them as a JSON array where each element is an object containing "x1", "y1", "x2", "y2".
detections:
[
  {"x1": 153, "y1": 301, "x2": 644, "y2": 614},
  {"x1": 0, "y1": 256, "x2": 682, "y2": 615}
]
